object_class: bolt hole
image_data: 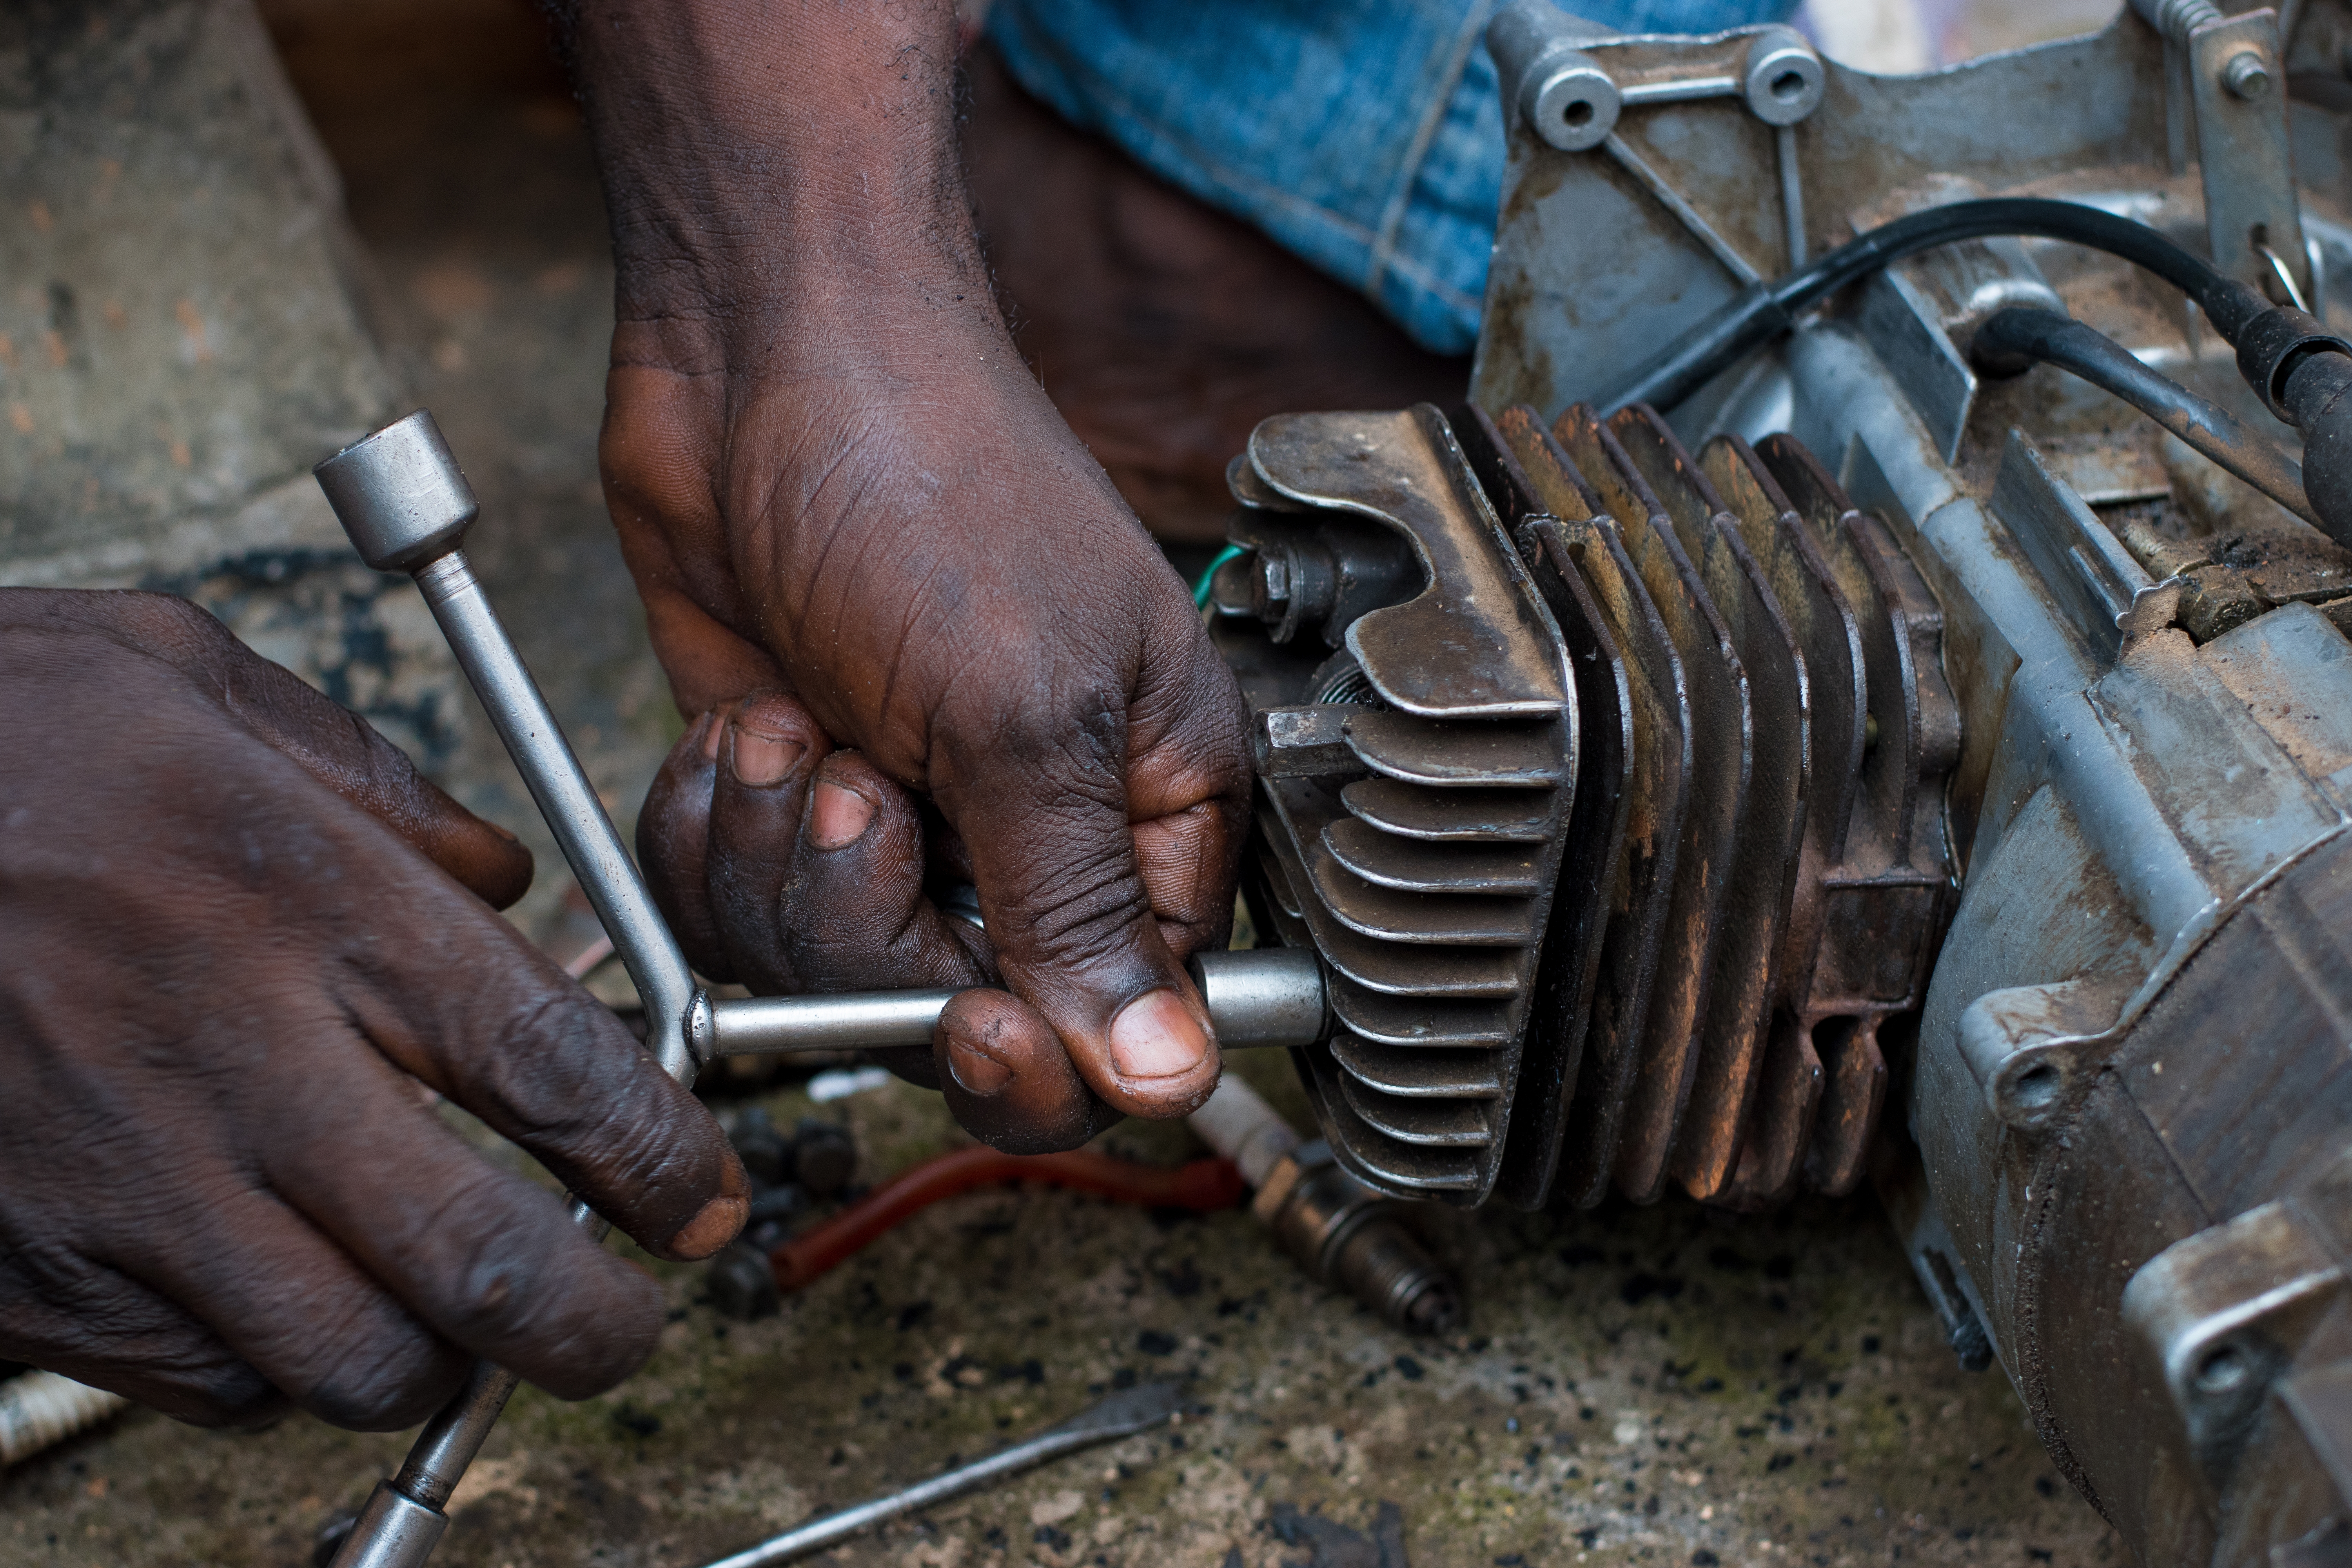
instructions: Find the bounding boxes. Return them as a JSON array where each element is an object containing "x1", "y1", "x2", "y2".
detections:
[
  {"x1": 1563, "y1": 98, "x2": 1596, "y2": 128},
  {"x1": 1771, "y1": 68, "x2": 1808, "y2": 102},
  {"x1": 2009, "y1": 1062, "x2": 2062, "y2": 1111},
  {"x1": 2195, "y1": 1345, "x2": 2250, "y2": 1395}
]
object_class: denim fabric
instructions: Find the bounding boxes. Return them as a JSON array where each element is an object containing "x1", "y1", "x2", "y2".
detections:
[{"x1": 987, "y1": 0, "x2": 1797, "y2": 355}]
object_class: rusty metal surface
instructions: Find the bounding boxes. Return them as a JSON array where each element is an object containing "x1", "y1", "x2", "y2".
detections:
[
  {"x1": 1759, "y1": 202, "x2": 2352, "y2": 1555},
  {"x1": 1449, "y1": 406, "x2": 1637, "y2": 1208},
  {"x1": 1248, "y1": 410, "x2": 1571, "y2": 719},
  {"x1": 1605, "y1": 406, "x2": 1810, "y2": 1203},
  {"x1": 1434, "y1": 1, "x2": 2352, "y2": 1554},
  {"x1": 1497, "y1": 410, "x2": 1691, "y2": 1209},
  {"x1": 1336, "y1": 779, "x2": 1553, "y2": 840},
  {"x1": 1755, "y1": 435, "x2": 1956, "y2": 1195},
  {"x1": 1706, "y1": 434, "x2": 1866, "y2": 1205},
  {"x1": 2185, "y1": 8, "x2": 2310, "y2": 300},
  {"x1": 1234, "y1": 399, "x2": 1954, "y2": 1223},
  {"x1": 1473, "y1": 10, "x2": 2172, "y2": 419},
  {"x1": 1553, "y1": 405, "x2": 1749, "y2": 1203}
]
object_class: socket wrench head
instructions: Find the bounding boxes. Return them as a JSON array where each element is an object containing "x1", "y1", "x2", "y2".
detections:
[{"x1": 315, "y1": 409, "x2": 479, "y2": 573}]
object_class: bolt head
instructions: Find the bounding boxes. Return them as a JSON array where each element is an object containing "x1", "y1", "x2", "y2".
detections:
[
  {"x1": 2194, "y1": 1344, "x2": 2252, "y2": 1395},
  {"x1": 706, "y1": 1244, "x2": 782, "y2": 1321},
  {"x1": 2225, "y1": 49, "x2": 2273, "y2": 99},
  {"x1": 1259, "y1": 553, "x2": 1291, "y2": 604}
]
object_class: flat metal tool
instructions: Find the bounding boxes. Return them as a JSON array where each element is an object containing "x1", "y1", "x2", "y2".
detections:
[
  {"x1": 311, "y1": 410, "x2": 1324, "y2": 1568},
  {"x1": 701, "y1": 1383, "x2": 1185, "y2": 1568}
]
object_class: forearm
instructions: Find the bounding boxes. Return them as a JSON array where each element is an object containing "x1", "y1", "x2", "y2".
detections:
[{"x1": 559, "y1": 0, "x2": 988, "y2": 352}]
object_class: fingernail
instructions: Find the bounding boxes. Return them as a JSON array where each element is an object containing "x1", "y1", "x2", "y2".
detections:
[
  {"x1": 810, "y1": 781, "x2": 875, "y2": 848},
  {"x1": 729, "y1": 724, "x2": 805, "y2": 787},
  {"x1": 1108, "y1": 989, "x2": 1210, "y2": 1081},
  {"x1": 668, "y1": 1191, "x2": 747, "y2": 1260},
  {"x1": 947, "y1": 1037, "x2": 1015, "y2": 1096},
  {"x1": 698, "y1": 708, "x2": 727, "y2": 760}
]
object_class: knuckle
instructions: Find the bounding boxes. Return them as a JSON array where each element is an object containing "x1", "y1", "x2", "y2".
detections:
[
  {"x1": 470, "y1": 982, "x2": 642, "y2": 1129},
  {"x1": 425, "y1": 1190, "x2": 564, "y2": 1348},
  {"x1": 167, "y1": 1357, "x2": 286, "y2": 1430},
  {"x1": 1014, "y1": 840, "x2": 1157, "y2": 966},
  {"x1": 305, "y1": 1335, "x2": 459, "y2": 1431}
]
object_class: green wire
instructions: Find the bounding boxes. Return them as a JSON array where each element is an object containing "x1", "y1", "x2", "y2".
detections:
[{"x1": 1192, "y1": 543, "x2": 1245, "y2": 609}]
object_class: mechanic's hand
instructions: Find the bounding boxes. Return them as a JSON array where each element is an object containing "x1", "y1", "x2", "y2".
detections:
[
  {"x1": 568, "y1": 2, "x2": 1254, "y2": 1151},
  {"x1": 0, "y1": 591, "x2": 746, "y2": 1430}
]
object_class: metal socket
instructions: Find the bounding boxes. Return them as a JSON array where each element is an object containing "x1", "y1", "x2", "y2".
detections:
[
  {"x1": 328, "y1": 1483, "x2": 447, "y2": 1568},
  {"x1": 313, "y1": 410, "x2": 478, "y2": 573},
  {"x1": 1190, "y1": 948, "x2": 1332, "y2": 1048}
]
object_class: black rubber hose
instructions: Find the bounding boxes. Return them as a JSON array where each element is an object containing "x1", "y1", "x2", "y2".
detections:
[
  {"x1": 2283, "y1": 352, "x2": 2352, "y2": 543},
  {"x1": 1972, "y1": 306, "x2": 2319, "y2": 526},
  {"x1": 1597, "y1": 197, "x2": 2272, "y2": 415}
]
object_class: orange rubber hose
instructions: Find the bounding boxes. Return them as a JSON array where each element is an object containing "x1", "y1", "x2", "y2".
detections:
[{"x1": 768, "y1": 1147, "x2": 1247, "y2": 1293}]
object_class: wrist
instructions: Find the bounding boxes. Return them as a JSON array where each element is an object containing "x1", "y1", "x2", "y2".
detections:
[{"x1": 568, "y1": 0, "x2": 983, "y2": 348}]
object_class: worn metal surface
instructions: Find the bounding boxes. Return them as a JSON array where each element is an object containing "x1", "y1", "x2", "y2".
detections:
[
  {"x1": 1216, "y1": 406, "x2": 1578, "y2": 1203},
  {"x1": 1752, "y1": 436, "x2": 1956, "y2": 1195},
  {"x1": 1605, "y1": 408, "x2": 1812, "y2": 1206},
  {"x1": 1550, "y1": 407, "x2": 1750, "y2": 1205},
  {"x1": 1425, "y1": 0, "x2": 2352, "y2": 1550},
  {"x1": 2183, "y1": 8, "x2": 2310, "y2": 299},
  {"x1": 1449, "y1": 407, "x2": 1634, "y2": 1210},
  {"x1": 1754, "y1": 211, "x2": 2352, "y2": 1552},
  {"x1": 1474, "y1": 7, "x2": 2174, "y2": 418},
  {"x1": 1499, "y1": 411, "x2": 1692, "y2": 1212}
]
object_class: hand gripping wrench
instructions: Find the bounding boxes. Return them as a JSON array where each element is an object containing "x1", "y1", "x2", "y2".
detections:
[{"x1": 311, "y1": 410, "x2": 1325, "y2": 1568}]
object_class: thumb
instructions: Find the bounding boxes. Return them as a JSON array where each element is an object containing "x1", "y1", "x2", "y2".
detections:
[{"x1": 947, "y1": 705, "x2": 1224, "y2": 1121}]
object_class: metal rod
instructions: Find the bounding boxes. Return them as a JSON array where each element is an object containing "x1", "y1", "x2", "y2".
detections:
[
  {"x1": 699, "y1": 1384, "x2": 1184, "y2": 1568},
  {"x1": 411, "y1": 550, "x2": 699, "y2": 1080},
  {"x1": 1776, "y1": 123, "x2": 1808, "y2": 270},
  {"x1": 705, "y1": 949, "x2": 1329, "y2": 1058},
  {"x1": 1619, "y1": 75, "x2": 1738, "y2": 105}
]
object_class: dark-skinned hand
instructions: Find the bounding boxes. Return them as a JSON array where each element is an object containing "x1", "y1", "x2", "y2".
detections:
[
  {"x1": 0, "y1": 590, "x2": 746, "y2": 1430},
  {"x1": 562, "y1": 0, "x2": 1255, "y2": 1151}
]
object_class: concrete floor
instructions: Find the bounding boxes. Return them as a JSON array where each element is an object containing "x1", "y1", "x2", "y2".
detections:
[{"x1": 0, "y1": 3, "x2": 2123, "y2": 1563}]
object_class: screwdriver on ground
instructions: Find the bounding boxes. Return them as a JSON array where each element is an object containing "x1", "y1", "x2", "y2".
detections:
[{"x1": 311, "y1": 410, "x2": 1327, "y2": 1568}]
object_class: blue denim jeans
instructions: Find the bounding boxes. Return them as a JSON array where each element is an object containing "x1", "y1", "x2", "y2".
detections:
[{"x1": 987, "y1": 0, "x2": 1796, "y2": 356}]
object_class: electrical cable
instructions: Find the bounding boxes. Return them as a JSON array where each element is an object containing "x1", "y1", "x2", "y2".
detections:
[
  {"x1": 765, "y1": 1147, "x2": 1246, "y2": 1294},
  {"x1": 1971, "y1": 307, "x2": 2319, "y2": 525},
  {"x1": 1599, "y1": 197, "x2": 2273, "y2": 416},
  {"x1": 1194, "y1": 543, "x2": 1244, "y2": 608}
]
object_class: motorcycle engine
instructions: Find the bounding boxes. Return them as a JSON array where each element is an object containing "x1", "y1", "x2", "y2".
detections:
[{"x1": 1208, "y1": 3, "x2": 2352, "y2": 1560}]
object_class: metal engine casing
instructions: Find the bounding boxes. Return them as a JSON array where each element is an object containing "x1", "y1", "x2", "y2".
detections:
[{"x1": 1210, "y1": 3, "x2": 2352, "y2": 1560}]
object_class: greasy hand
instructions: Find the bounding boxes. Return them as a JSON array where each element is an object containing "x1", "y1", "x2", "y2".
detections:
[
  {"x1": 0, "y1": 591, "x2": 746, "y2": 1429},
  {"x1": 568, "y1": 1, "x2": 1253, "y2": 1150}
]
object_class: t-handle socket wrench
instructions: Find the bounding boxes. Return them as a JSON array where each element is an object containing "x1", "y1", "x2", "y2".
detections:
[
  {"x1": 311, "y1": 410, "x2": 1327, "y2": 1568},
  {"x1": 314, "y1": 409, "x2": 709, "y2": 1568}
]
